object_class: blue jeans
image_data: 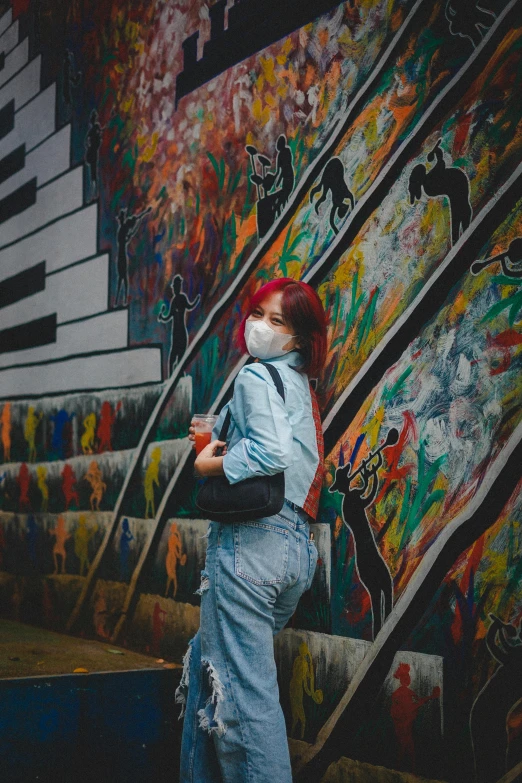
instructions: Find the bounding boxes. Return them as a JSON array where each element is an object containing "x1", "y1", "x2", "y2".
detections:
[{"x1": 177, "y1": 500, "x2": 318, "y2": 783}]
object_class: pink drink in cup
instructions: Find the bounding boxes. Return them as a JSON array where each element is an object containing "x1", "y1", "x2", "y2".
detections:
[{"x1": 192, "y1": 415, "x2": 218, "y2": 455}]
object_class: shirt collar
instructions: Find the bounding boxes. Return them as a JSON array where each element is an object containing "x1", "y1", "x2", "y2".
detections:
[{"x1": 263, "y1": 351, "x2": 303, "y2": 369}]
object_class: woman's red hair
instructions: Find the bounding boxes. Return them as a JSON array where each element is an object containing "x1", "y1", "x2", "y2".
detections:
[{"x1": 238, "y1": 279, "x2": 328, "y2": 378}]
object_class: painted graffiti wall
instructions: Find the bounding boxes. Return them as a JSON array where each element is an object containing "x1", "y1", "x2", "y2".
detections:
[{"x1": 0, "y1": 0, "x2": 521, "y2": 780}]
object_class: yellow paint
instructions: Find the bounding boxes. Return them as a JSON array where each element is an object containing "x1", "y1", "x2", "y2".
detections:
[
  {"x1": 81, "y1": 413, "x2": 97, "y2": 455},
  {"x1": 290, "y1": 641, "x2": 323, "y2": 739},
  {"x1": 75, "y1": 515, "x2": 99, "y2": 577},
  {"x1": 252, "y1": 97, "x2": 271, "y2": 126},
  {"x1": 24, "y1": 406, "x2": 42, "y2": 463},
  {"x1": 144, "y1": 446, "x2": 161, "y2": 519}
]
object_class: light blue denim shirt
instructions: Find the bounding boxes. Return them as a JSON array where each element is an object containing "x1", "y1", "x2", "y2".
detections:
[{"x1": 212, "y1": 351, "x2": 320, "y2": 512}]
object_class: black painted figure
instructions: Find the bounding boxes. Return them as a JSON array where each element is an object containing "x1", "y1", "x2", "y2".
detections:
[
  {"x1": 310, "y1": 157, "x2": 355, "y2": 235},
  {"x1": 470, "y1": 613, "x2": 522, "y2": 783},
  {"x1": 330, "y1": 432, "x2": 397, "y2": 640},
  {"x1": 115, "y1": 206, "x2": 151, "y2": 306},
  {"x1": 85, "y1": 110, "x2": 103, "y2": 200},
  {"x1": 445, "y1": 0, "x2": 496, "y2": 48},
  {"x1": 158, "y1": 275, "x2": 200, "y2": 374},
  {"x1": 471, "y1": 237, "x2": 522, "y2": 278},
  {"x1": 246, "y1": 135, "x2": 295, "y2": 237},
  {"x1": 63, "y1": 49, "x2": 81, "y2": 108},
  {"x1": 409, "y1": 139, "x2": 472, "y2": 246},
  {"x1": 273, "y1": 134, "x2": 295, "y2": 213}
]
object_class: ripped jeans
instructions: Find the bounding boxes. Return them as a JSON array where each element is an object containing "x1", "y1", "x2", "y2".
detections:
[{"x1": 176, "y1": 499, "x2": 318, "y2": 783}]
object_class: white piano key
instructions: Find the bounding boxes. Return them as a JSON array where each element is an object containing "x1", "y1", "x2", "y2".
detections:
[
  {"x1": 0, "y1": 20, "x2": 18, "y2": 56},
  {"x1": 0, "y1": 203, "x2": 98, "y2": 279},
  {"x1": 0, "y1": 254, "x2": 109, "y2": 330},
  {"x1": 0, "y1": 38, "x2": 29, "y2": 89},
  {"x1": 0, "y1": 124, "x2": 70, "y2": 201},
  {"x1": 0, "y1": 309, "x2": 129, "y2": 368},
  {"x1": 0, "y1": 346, "x2": 162, "y2": 397},
  {"x1": 0, "y1": 55, "x2": 41, "y2": 113},
  {"x1": 0, "y1": 84, "x2": 56, "y2": 161},
  {"x1": 0, "y1": 9, "x2": 12, "y2": 37},
  {"x1": 0, "y1": 165, "x2": 83, "y2": 248}
]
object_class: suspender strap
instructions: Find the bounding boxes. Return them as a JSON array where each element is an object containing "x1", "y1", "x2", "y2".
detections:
[{"x1": 217, "y1": 362, "x2": 285, "y2": 442}]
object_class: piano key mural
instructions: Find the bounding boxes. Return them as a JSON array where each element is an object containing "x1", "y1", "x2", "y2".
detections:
[{"x1": 0, "y1": 0, "x2": 520, "y2": 780}]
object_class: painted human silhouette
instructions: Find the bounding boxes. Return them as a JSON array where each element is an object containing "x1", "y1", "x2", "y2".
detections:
[
  {"x1": 290, "y1": 641, "x2": 323, "y2": 739},
  {"x1": 144, "y1": 446, "x2": 161, "y2": 518},
  {"x1": 470, "y1": 613, "x2": 522, "y2": 783},
  {"x1": 445, "y1": 0, "x2": 496, "y2": 48},
  {"x1": 247, "y1": 135, "x2": 295, "y2": 236},
  {"x1": 36, "y1": 465, "x2": 49, "y2": 512},
  {"x1": 61, "y1": 463, "x2": 79, "y2": 510},
  {"x1": 97, "y1": 401, "x2": 121, "y2": 452},
  {"x1": 49, "y1": 409, "x2": 74, "y2": 460},
  {"x1": 1, "y1": 402, "x2": 11, "y2": 462},
  {"x1": 24, "y1": 406, "x2": 42, "y2": 462},
  {"x1": 62, "y1": 49, "x2": 81, "y2": 108},
  {"x1": 17, "y1": 463, "x2": 31, "y2": 510},
  {"x1": 391, "y1": 662, "x2": 440, "y2": 771},
  {"x1": 409, "y1": 139, "x2": 472, "y2": 246},
  {"x1": 50, "y1": 515, "x2": 70, "y2": 575},
  {"x1": 115, "y1": 206, "x2": 151, "y2": 306},
  {"x1": 330, "y1": 430, "x2": 398, "y2": 639},
  {"x1": 310, "y1": 157, "x2": 355, "y2": 235},
  {"x1": 158, "y1": 276, "x2": 200, "y2": 375},
  {"x1": 60, "y1": 462, "x2": 80, "y2": 511},
  {"x1": 119, "y1": 518, "x2": 134, "y2": 582},
  {"x1": 152, "y1": 601, "x2": 167, "y2": 656},
  {"x1": 75, "y1": 515, "x2": 98, "y2": 576},
  {"x1": 273, "y1": 134, "x2": 295, "y2": 213},
  {"x1": 165, "y1": 521, "x2": 187, "y2": 599},
  {"x1": 94, "y1": 589, "x2": 109, "y2": 638},
  {"x1": 85, "y1": 109, "x2": 103, "y2": 200},
  {"x1": 81, "y1": 412, "x2": 96, "y2": 454},
  {"x1": 471, "y1": 237, "x2": 522, "y2": 278},
  {"x1": 84, "y1": 460, "x2": 106, "y2": 511}
]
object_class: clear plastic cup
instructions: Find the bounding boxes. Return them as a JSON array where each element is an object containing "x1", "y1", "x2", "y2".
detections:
[{"x1": 192, "y1": 415, "x2": 218, "y2": 455}]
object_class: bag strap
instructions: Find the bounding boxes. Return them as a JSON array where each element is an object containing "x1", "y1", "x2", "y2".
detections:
[{"x1": 217, "y1": 362, "x2": 285, "y2": 442}]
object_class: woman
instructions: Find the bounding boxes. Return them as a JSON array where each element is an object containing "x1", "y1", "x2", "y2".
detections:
[{"x1": 177, "y1": 278, "x2": 327, "y2": 783}]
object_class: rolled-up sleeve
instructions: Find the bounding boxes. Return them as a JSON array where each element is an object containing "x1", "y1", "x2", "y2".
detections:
[{"x1": 223, "y1": 364, "x2": 293, "y2": 484}]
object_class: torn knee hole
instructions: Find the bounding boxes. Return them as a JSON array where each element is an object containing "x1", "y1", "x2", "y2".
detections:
[
  {"x1": 174, "y1": 636, "x2": 194, "y2": 718},
  {"x1": 195, "y1": 569, "x2": 210, "y2": 595},
  {"x1": 197, "y1": 658, "x2": 227, "y2": 737}
]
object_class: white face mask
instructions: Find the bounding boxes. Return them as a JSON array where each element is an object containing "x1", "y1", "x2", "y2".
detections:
[{"x1": 244, "y1": 319, "x2": 297, "y2": 360}]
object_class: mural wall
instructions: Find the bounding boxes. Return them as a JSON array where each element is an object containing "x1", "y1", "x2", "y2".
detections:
[{"x1": 0, "y1": 0, "x2": 521, "y2": 780}]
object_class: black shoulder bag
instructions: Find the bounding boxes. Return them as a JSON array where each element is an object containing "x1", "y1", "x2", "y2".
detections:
[{"x1": 195, "y1": 363, "x2": 285, "y2": 524}]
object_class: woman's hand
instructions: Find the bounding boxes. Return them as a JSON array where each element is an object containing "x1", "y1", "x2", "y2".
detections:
[
  {"x1": 188, "y1": 423, "x2": 196, "y2": 447},
  {"x1": 194, "y1": 440, "x2": 227, "y2": 477}
]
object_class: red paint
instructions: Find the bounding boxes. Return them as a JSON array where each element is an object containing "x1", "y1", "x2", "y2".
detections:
[
  {"x1": 391, "y1": 663, "x2": 440, "y2": 771},
  {"x1": 17, "y1": 463, "x2": 30, "y2": 510},
  {"x1": 376, "y1": 411, "x2": 417, "y2": 504},
  {"x1": 12, "y1": 0, "x2": 30, "y2": 18},
  {"x1": 97, "y1": 401, "x2": 121, "y2": 452},
  {"x1": 61, "y1": 463, "x2": 79, "y2": 510},
  {"x1": 453, "y1": 113, "x2": 473, "y2": 159},
  {"x1": 486, "y1": 330, "x2": 522, "y2": 376},
  {"x1": 451, "y1": 536, "x2": 484, "y2": 642}
]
